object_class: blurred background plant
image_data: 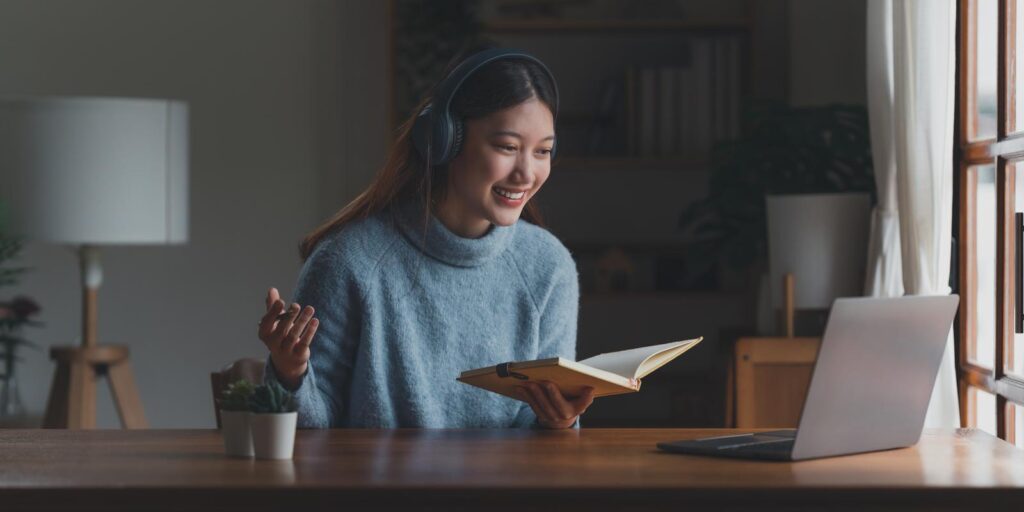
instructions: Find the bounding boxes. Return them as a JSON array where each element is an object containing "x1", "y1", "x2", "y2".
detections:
[
  {"x1": 0, "y1": 200, "x2": 42, "y2": 419},
  {"x1": 676, "y1": 101, "x2": 876, "y2": 288}
]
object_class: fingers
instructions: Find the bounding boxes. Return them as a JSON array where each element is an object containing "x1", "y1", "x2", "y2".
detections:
[
  {"x1": 520, "y1": 382, "x2": 560, "y2": 422},
  {"x1": 295, "y1": 318, "x2": 319, "y2": 350},
  {"x1": 258, "y1": 300, "x2": 286, "y2": 341},
  {"x1": 515, "y1": 382, "x2": 594, "y2": 428},
  {"x1": 274, "y1": 303, "x2": 302, "y2": 341},
  {"x1": 304, "y1": 318, "x2": 319, "y2": 343},
  {"x1": 279, "y1": 306, "x2": 313, "y2": 352},
  {"x1": 538, "y1": 381, "x2": 577, "y2": 419},
  {"x1": 515, "y1": 385, "x2": 553, "y2": 422},
  {"x1": 570, "y1": 387, "x2": 596, "y2": 413},
  {"x1": 265, "y1": 287, "x2": 280, "y2": 310}
]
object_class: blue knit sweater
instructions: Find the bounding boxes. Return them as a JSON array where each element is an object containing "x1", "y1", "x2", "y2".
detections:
[{"x1": 265, "y1": 199, "x2": 579, "y2": 428}]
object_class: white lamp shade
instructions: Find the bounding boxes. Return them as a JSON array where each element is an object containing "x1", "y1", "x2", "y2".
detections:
[
  {"x1": 766, "y1": 193, "x2": 871, "y2": 309},
  {"x1": 0, "y1": 96, "x2": 189, "y2": 244}
]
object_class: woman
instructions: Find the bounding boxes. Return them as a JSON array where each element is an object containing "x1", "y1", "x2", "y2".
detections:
[{"x1": 256, "y1": 45, "x2": 594, "y2": 428}]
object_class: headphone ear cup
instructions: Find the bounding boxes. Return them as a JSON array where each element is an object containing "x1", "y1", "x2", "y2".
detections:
[{"x1": 449, "y1": 118, "x2": 465, "y2": 161}]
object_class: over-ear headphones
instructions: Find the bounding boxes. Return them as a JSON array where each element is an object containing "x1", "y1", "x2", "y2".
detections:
[{"x1": 411, "y1": 47, "x2": 559, "y2": 167}]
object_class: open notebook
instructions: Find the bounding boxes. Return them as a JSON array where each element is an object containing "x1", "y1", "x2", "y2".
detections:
[{"x1": 457, "y1": 338, "x2": 703, "y2": 400}]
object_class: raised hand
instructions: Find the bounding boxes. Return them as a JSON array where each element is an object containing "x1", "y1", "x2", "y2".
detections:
[{"x1": 257, "y1": 287, "x2": 319, "y2": 389}]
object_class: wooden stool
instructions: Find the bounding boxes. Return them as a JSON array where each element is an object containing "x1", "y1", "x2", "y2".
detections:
[
  {"x1": 43, "y1": 345, "x2": 147, "y2": 429},
  {"x1": 729, "y1": 273, "x2": 821, "y2": 428}
]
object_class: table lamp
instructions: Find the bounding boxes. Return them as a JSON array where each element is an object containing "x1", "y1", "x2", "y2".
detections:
[
  {"x1": 765, "y1": 193, "x2": 871, "y2": 336},
  {"x1": 0, "y1": 96, "x2": 189, "y2": 428}
]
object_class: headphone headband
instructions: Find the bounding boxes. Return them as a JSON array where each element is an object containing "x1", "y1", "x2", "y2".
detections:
[{"x1": 412, "y1": 48, "x2": 559, "y2": 166}]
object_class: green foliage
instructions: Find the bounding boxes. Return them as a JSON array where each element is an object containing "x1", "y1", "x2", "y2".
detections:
[
  {"x1": 0, "y1": 200, "x2": 29, "y2": 289},
  {"x1": 249, "y1": 380, "x2": 297, "y2": 414},
  {"x1": 219, "y1": 379, "x2": 256, "y2": 412},
  {"x1": 677, "y1": 101, "x2": 876, "y2": 282},
  {"x1": 0, "y1": 202, "x2": 39, "y2": 379}
]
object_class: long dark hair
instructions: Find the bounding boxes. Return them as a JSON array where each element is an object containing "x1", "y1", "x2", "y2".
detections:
[{"x1": 298, "y1": 43, "x2": 558, "y2": 261}]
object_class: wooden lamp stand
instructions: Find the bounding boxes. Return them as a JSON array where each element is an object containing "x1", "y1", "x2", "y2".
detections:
[{"x1": 42, "y1": 246, "x2": 147, "y2": 429}]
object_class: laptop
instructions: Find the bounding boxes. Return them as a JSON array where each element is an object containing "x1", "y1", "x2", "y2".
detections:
[{"x1": 657, "y1": 294, "x2": 960, "y2": 461}]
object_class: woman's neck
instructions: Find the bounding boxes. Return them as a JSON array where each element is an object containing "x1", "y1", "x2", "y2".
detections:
[{"x1": 434, "y1": 194, "x2": 491, "y2": 239}]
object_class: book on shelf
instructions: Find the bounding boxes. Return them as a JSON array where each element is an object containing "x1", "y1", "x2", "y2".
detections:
[
  {"x1": 658, "y1": 66, "x2": 677, "y2": 156},
  {"x1": 622, "y1": 34, "x2": 741, "y2": 162},
  {"x1": 639, "y1": 66, "x2": 658, "y2": 157},
  {"x1": 457, "y1": 338, "x2": 703, "y2": 400},
  {"x1": 692, "y1": 37, "x2": 714, "y2": 156},
  {"x1": 585, "y1": 76, "x2": 624, "y2": 156}
]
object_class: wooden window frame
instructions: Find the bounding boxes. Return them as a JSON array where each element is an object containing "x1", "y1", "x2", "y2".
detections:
[{"x1": 957, "y1": 0, "x2": 1024, "y2": 444}]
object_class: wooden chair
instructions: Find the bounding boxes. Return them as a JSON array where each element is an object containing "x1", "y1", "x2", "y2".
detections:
[{"x1": 210, "y1": 358, "x2": 265, "y2": 429}]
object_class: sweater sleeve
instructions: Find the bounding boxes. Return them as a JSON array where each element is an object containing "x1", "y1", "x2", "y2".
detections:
[
  {"x1": 264, "y1": 239, "x2": 362, "y2": 428},
  {"x1": 514, "y1": 255, "x2": 581, "y2": 428}
]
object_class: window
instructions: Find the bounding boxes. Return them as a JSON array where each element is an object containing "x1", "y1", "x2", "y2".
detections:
[{"x1": 957, "y1": 0, "x2": 1024, "y2": 441}]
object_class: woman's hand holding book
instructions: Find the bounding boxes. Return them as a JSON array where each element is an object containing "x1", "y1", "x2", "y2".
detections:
[{"x1": 515, "y1": 381, "x2": 595, "y2": 429}]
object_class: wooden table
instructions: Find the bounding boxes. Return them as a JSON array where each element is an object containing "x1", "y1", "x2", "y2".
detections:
[{"x1": 2, "y1": 428, "x2": 1023, "y2": 511}]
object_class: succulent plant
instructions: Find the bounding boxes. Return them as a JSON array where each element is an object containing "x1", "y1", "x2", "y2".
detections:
[
  {"x1": 219, "y1": 379, "x2": 256, "y2": 412},
  {"x1": 249, "y1": 380, "x2": 297, "y2": 414}
]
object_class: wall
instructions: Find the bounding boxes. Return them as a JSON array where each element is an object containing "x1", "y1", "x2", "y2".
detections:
[
  {"x1": 788, "y1": 0, "x2": 867, "y2": 106},
  {"x1": 0, "y1": 0, "x2": 389, "y2": 427}
]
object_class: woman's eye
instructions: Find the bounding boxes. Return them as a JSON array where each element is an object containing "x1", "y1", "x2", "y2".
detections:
[
  {"x1": 496, "y1": 144, "x2": 517, "y2": 152},
  {"x1": 537, "y1": 148, "x2": 552, "y2": 156}
]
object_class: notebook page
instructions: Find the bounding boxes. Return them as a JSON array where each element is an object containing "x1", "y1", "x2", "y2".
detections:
[{"x1": 578, "y1": 340, "x2": 695, "y2": 379}]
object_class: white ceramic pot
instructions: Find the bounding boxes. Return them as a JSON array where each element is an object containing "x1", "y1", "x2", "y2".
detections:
[
  {"x1": 219, "y1": 409, "x2": 253, "y2": 458},
  {"x1": 249, "y1": 411, "x2": 297, "y2": 460}
]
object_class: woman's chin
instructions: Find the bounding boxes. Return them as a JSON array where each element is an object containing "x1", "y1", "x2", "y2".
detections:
[{"x1": 488, "y1": 208, "x2": 523, "y2": 227}]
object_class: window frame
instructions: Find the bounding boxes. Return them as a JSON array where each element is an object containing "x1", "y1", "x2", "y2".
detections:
[{"x1": 957, "y1": 0, "x2": 1024, "y2": 445}]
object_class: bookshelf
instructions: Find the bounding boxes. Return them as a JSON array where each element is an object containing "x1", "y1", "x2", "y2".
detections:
[
  {"x1": 480, "y1": 18, "x2": 753, "y2": 33},
  {"x1": 553, "y1": 156, "x2": 710, "y2": 172}
]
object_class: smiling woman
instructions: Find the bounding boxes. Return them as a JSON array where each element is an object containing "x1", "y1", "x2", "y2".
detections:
[{"x1": 255, "y1": 45, "x2": 594, "y2": 429}]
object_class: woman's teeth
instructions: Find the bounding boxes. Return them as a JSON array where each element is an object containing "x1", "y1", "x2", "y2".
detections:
[{"x1": 493, "y1": 187, "x2": 526, "y2": 200}]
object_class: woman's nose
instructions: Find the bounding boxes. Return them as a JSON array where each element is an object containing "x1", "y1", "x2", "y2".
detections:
[{"x1": 512, "y1": 154, "x2": 535, "y2": 183}]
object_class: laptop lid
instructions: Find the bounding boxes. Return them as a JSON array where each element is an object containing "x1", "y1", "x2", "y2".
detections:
[{"x1": 790, "y1": 295, "x2": 960, "y2": 461}]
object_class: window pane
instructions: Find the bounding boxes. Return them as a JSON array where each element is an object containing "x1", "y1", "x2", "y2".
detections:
[
  {"x1": 1015, "y1": 0, "x2": 1024, "y2": 133},
  {"x1": 1013, "y1": 162, "x2": 1024, "y2": 377},
  {"x1": 977, "y1": 0, "x2": 998, "y2": 139},
  {"x1": 971, "y1": 387, "x2": 998, "y2": 437},
  {"x1": 1015, "y1": 402, "x2": 1024, "y2": 448},
  {"x1": 969, "y1": 165, "x2": 997, "y2": 369}
]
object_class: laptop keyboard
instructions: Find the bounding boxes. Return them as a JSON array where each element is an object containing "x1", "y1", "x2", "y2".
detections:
[
  {"x1": 694, "y1": 430, "x2": 796, "y2": 451},
  {"x1": 717, "y1": 438, "x2": 794, "y2": 451}
]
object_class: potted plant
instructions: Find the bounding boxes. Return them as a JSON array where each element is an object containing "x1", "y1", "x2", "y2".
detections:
[
  {"x1": 677, "y1": 101, "x2": 875, "y2": 334},
  {"x1": 248, "y1": 380, "x2": 298, "y2": 460},
  {"x1": 678, "y1": 101, "x2": 875, "y2": 281},
  {"x1": 218, "y1": 379, "x2": 256, "y2": 457}
]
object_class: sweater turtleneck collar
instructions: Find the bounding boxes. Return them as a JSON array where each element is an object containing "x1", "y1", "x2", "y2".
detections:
[{"x1": 393, "y1": 198, "x2": 516, "y2": 268}]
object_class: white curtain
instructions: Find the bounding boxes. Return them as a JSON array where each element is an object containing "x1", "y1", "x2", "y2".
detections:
[{"x1": 865, "y1": 0, "x2": 959, "y2": 428}]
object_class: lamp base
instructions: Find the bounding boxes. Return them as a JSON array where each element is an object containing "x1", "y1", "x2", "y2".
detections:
[{"x1": 42, "y1": 345, "x2": 147, "y2": 429}]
